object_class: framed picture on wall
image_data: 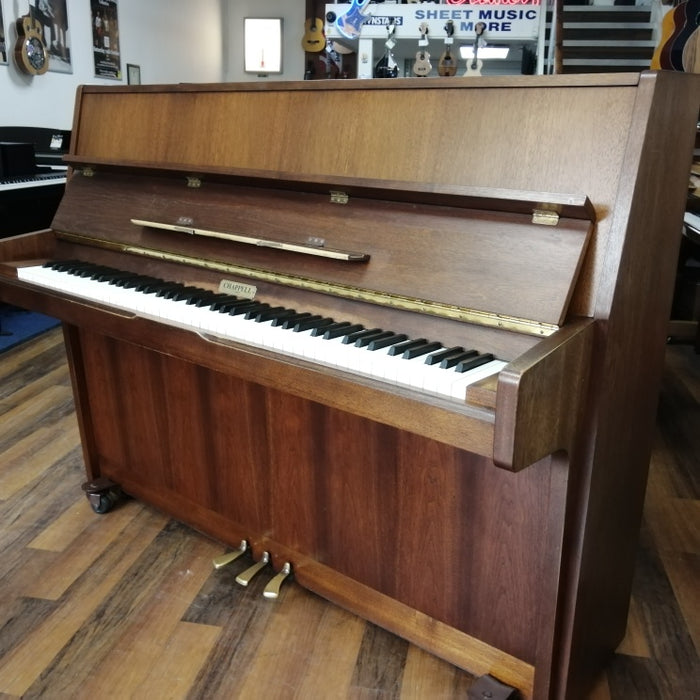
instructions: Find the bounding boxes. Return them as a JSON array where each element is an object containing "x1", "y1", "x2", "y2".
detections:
[
  {"x1": 91, "y1": 0, "x2": 121, "y2": 79},
  {"x1": 244, "y1": 18, "x2": 283, "y2": 74},
  {"x1": 127, "y1": 63, "x2": 140, "y2": 84},
  {"x1": 31, "y1": 0, "x2": 73, "y2": 73},
  {"x1": 0, "y1": 3, "x2": 7, "y2": 64}
]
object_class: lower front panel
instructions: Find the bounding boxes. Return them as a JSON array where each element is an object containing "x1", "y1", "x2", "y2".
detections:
[{"x1": 73, "y1": 328, "x2": 566, "y2": 694}]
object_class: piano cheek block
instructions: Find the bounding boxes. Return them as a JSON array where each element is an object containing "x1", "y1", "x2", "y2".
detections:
[{"x1": 493, "y1": 318, "x2": 595, "y2": 471}]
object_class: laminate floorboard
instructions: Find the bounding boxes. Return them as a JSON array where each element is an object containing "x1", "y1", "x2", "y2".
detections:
[{"x1": 0, "y1": 328, "x2": 697, "y2": 699}]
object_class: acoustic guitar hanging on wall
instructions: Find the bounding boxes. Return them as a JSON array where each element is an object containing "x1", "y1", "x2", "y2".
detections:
[{"x1": 14, "y1": 12, "x2": 49, "y2": 75}]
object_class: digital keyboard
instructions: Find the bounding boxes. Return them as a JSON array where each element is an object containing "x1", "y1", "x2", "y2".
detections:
[{"x1": 18, "y1": 260, "x2": 506, "y2": 401}]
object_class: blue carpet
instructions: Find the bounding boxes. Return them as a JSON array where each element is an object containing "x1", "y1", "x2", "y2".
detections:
[{"x1": 0, "y1": 305, "x2": 61, "y2": 353}]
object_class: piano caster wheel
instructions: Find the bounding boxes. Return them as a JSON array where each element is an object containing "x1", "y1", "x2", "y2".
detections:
[{"x1": 81, "y1": 477, "x2": 122, "y2": 514}]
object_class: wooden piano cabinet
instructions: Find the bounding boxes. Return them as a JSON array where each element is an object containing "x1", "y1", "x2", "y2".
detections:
[
  {"x1": 1, "y1": 72, "x2": 699, "y2": 699},
  {"x1": 62, "y1": 324, "x2": 570, "y2": 697}
]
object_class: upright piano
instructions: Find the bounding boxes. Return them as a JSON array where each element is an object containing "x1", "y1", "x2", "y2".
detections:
[{"x1": 0, "y1": 73, "x2": 698, "y2": 699}]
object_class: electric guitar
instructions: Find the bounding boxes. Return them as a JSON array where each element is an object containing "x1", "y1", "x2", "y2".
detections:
[
  {"x1": 14, "y1": 13, "x2": 49, "y2": 76},
  {"x1": 438, "y1": 19, "x2": 458, "y2": 76},
  {"x1": 374, "y1": 19, "x2": 399, "y2": 78},
  {"x1": 413, "y1": 21, "x2": 432, "y2": 76},
  {"x1": 465, "y1": 22, "x2": 486, "y2": 76},
  {"x1": 336, "y1": 0, "x2": 372, "y2": 40}
]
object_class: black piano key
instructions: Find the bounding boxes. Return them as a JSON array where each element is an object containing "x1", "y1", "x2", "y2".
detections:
[
  {"x1": 58, "y1": 260, "x2": 92, "y2": 274},
  {"x1": 209, "y1": 295, "x2": 241, "y2": 311},
  {"x1": 222, "y1": 299, "x2": 259, "y2": 314},
  {"x1": 186, "y1": 290, "x2": 219, "y2": 306},
  {"x1": 170, "y1": 285, "x2": 205, "y2": 301},
  {"x1": 281, "y1": 312, "x2": 313, "y2": 329},
  {"x1": 367, "y1": 333, "x2": 408, "y2": 351},
  {"x1": 254, "y1": 306, "x2": 289, "y2": 322},
  {"x1": 387, "y1": 338, "x2": 428, "y2": 357},
  {"x1": 85, "y1": 266, "x2": 115, "y2": 280},
  {"x1": 110, "y1": 272, "x2": 145, "y2": 286},
  {"x1": 403, "y1": 341, "x2": 443, "y2": 360},
  {"x1": 227, "y1": 300, "x2": 261, "y2": 316},
  {"x1": 343, "y1": 327, "x2": 381, "y2": 344},
  {"x1": 269, "y1": 309, "x2": 300, "y2": 326},
  {"x1": 353, "y1": 329, "x2": 389, "y2": 347},
  {"x1": 121, "y1": 276, "x2": 155, "y2": 289},
  {"x1": 195, "y1": 291, "x2": 230, "y2": 307},
  {"x1": 424, "y1": 346, "x2": 465, "y2": 366},
  {"x1": 290, "y1": 314, "x2": 322, "y2": 331},
  {"x1": 440, "y1": 350, "x2": 478, "y2": 370},
  {"x1": 183, "y1": 288, "x2": 214, "y2": 304},
  {"x1": 158, "y1": 283, "x2": 188, "y2": 298},
  {"x1": 321, "y1": 322, "x2": 363, "y2": 339},
  {"x1": 294, "y1": 316, "x2": 334, "y2": 333},
  {"x1": 46, "y1": 260, "x2": 72, "y2": 271},
  {"x1": 244, "y1": 303, "x2": 271, "y2": 319},
  {"x1": 95, "y1": 268, "x2": 126, "y2": 283},
  {"x1": 77, "y1": 265, "x2": 105, "y2": 278},
  {"x1": 455, "y1": 353, "x2": 495, "y2": 373},
  {"x1": 139, "y1": 279, "x2": 172, "y2": 294}
]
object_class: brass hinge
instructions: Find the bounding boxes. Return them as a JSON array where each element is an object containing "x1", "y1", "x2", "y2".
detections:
[
  {"x1": 80, "y1": 167, "x2": 95, "y2": 177},
  {"x1": 330, "y1": 190, "x2": 349, "y2": 205},
  {"x1": 532, "y1": 209, "x2": 559, "y2": 226},
  {"x1": 186, "y1": 176, "x2": 202, "y2": 189}
]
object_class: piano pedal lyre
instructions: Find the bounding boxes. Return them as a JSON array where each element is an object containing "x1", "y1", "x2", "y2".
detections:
[
  {"x1": 235, "y1": 551, "x2": 270, "y2": 587},
  {"x1": 212, "y1": 539, "x2": 248, "y2": 570},
  {"x1": 263, "y1": 562, "x2": 292, "y2": 600}
]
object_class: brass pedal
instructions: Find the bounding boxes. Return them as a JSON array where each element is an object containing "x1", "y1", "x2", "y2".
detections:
[
  {"x1": 263, "y1": 562, "x2": 292, "y2": 600},
  {"x1": 235, "y1": 551, "x2": 270, "y2": 586},
  {"x1": 212, "y1": 540, "x2": 248, "y2": 570}
]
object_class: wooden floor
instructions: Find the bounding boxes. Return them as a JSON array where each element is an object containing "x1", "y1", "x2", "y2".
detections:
[{"x1": 0, "y1": 327, "x2": 697, "y2": 699}]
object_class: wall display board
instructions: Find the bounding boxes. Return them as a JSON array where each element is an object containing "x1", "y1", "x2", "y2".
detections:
[{"x1": 324, "y1": 1, "x2": 541, "y2": 77}]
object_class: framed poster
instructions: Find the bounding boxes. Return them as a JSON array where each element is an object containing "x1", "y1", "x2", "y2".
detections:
[
  {"x1": 0, "y1": 3, "x2": 7, "y2": 64},
  {"x1": 244, "y1": 18, "x2": 282, "y2": 74},
  {"x1": 91, "y1": 0, "x2": 121, "y2": 79},
  {"x1": 32, "y1": 0, "x2": 72, "y2": 73}
]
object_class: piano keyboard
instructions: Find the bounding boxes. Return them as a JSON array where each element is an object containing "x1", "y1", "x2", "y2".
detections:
[
  {"x1": 0, "y1": 172, "x2": 66, "y2": 192},
  {"x1": 18, "y1": 261, "x2": 506, "y2": 401}
]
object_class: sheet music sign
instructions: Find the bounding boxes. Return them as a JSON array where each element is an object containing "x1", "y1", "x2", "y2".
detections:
[{"x1": 91, "y1": 0, "x2": 121, "y2": 79}]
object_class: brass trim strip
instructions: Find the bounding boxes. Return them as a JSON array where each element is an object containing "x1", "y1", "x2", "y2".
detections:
[{"x1": 56, "y1": 231, "x2": 558, "y2": 337}]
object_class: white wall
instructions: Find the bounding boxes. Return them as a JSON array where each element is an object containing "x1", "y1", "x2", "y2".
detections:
[
  {"x1": 0, "y1": 0, "x2": 223, "y2": 130},
  {"x1": 222, "y1": 0, "x2": 306, "y2": 82}
]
